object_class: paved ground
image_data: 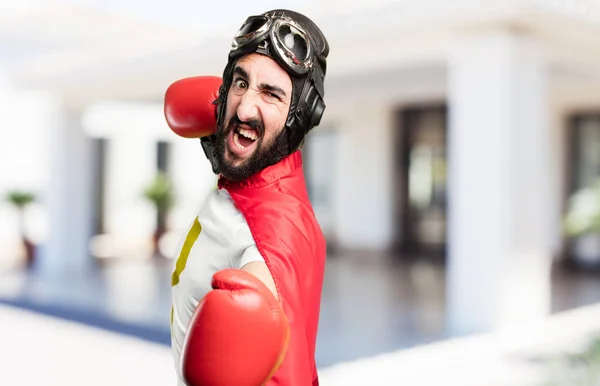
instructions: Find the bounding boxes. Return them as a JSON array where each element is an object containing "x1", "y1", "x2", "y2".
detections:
[
  {"x1": 0, "y1": 304, "x2": 174, "y2": 386},
  {"x1": 319, "y1": 302, "x2": 600, "y2": 386},
  {"x1": 2, "y1": 301, "x2": 600, "y2": 386},
  {"x1": 1, "y1": 254, "x2": 600, "y2": 370},
  {"x1": 0, "y1": 255, "x2": 451, "y2": 367}
]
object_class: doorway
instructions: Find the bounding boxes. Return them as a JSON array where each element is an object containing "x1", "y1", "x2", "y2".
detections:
[
  {"x1": 564, "y1": 114, "x2": 600, "y2": 270},
  {"x1": 394, "y1": 105, "x2": 448, "y2": 260}
]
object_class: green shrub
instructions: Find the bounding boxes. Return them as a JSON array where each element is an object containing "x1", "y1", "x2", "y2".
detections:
[{"x1": 541, "y1": 336, "x2": 600, "y2": 386}]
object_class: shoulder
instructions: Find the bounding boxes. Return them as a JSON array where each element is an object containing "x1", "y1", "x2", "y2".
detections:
[{"x1": 199, "y1": 186, "x2": 246, "y2": 227}]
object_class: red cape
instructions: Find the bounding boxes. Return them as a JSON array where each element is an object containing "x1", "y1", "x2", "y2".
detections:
[{"x1": 218, "y1": 151, "x2": 326, "y2": 385}]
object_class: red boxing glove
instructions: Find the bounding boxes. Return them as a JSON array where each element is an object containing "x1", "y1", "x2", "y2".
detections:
[
  {"x1": 181, "y1": 269, "x2": 289, "y2": 386},
  {"x1": 164, "y1": 76, "x2": 222, "y2": 138}
]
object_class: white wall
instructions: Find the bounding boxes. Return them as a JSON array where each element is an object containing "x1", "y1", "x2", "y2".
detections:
[{"x1": 332, "y1": 104, "x2": 395, "y2": 250}]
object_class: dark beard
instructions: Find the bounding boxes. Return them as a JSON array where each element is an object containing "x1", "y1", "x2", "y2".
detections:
[{"x1": 214, "y1": 116, "x2": 289, "y2": 182}]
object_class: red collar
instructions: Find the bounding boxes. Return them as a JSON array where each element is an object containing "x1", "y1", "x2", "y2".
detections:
[{"x1": 217, "y1": 151, "x2": 303, "y2": 190}]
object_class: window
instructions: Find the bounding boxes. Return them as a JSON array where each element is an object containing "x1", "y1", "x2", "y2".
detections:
[
  {"x1": 569, "y1": 115, "x2": 600, "y2": 195},
  {"x1": 157, "y1": 141, "x2": 171, "y2": 173},
  {"x1": 303, "y1": 128, "x2": 338, "y2": 248},
  {"x1": 91, "y1": 138, "x2": 107, "y2": 235}
]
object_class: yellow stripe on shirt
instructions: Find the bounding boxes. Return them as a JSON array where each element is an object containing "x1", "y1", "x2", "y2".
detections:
[{"x1": 171, "y1": 217, "x2": 202, "y2": 287}]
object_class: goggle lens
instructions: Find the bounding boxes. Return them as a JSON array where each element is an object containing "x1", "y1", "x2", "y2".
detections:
[
  {"x1": 277, "y1": 24, "x2": 309, "y2": 62},
  {"x1": 235, "y1": 17, "x2": 267, "y2": 38}
]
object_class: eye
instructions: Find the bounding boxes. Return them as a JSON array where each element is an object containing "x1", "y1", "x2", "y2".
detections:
[
  {"x1": 234, "y1": 79, "x2": 247, "y2": 89},
  {"x1": 266, "y1": 92, "x2": 281, "y2": 101}
]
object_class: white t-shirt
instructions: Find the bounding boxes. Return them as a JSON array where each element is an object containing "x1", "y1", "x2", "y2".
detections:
[{"x1": 170, "y1": 187, "x2": 265, "y2": 385}]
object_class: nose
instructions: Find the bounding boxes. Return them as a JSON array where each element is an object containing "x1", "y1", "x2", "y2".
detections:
[{"x1": 236, "y1": 88, "x2": 259, "y2": 123}]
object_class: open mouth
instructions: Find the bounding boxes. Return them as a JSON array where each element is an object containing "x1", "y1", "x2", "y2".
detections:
[{"x1": 232, "y1": 126, "x2": 258, "y2": 149}]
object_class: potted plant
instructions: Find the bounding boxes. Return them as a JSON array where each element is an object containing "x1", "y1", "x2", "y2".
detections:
[
  {"x1": 143, "y1": 172, "x2": 175, "y2": 258},
  {"x1": 564, "y1": 178, "x2": 600, "y2": 270},
  {"x1": 5, "y1": 190, "x2": 36, "y2": 268}
]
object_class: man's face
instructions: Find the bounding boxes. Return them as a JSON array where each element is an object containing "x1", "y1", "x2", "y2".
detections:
[{"x1": 214, "y1": 53, "x2": 293, "y2": 181}]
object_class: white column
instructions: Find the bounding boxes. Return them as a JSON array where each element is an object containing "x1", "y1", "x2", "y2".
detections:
[
  {"x1": 0, "y1": 70, "x2": 52, "y2": 267},
  {"x1": 0, "y1": 69, "x2": 20, "y2": 264},
  {"x1": 447, "y1": 32, "x2": 553, "y2": 335},
  {"x1": 38, "y1": 104, "x2": 96, "y2": 277}
]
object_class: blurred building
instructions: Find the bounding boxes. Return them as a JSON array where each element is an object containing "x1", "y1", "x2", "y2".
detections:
[{"x1": 2, "y1": 0, "x2": 600, "y2": 337}]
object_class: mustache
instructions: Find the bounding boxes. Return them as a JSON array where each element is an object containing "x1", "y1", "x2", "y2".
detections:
[{"x1": 229, "y1": 115, "x2": 264, "y2": 136}]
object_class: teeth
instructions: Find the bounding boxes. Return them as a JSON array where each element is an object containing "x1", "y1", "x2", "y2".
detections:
[
  {"x1": 233, "y1": 132, "x2": 245, "y2": 149},
  {"x1": 238, "y1": 128, "x2": 258, "y2": 140}
]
